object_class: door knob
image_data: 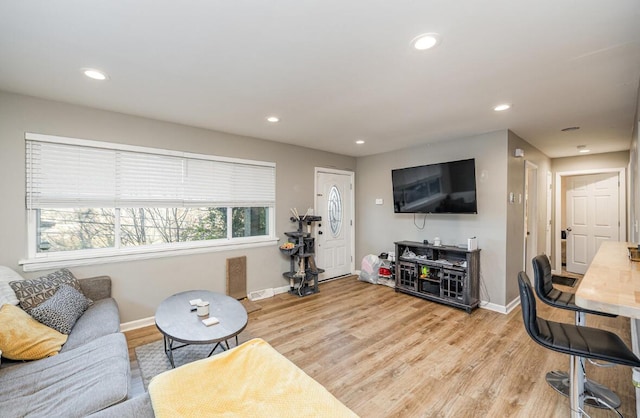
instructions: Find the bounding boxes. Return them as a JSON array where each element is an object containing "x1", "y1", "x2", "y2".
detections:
[
  {"x1": 318, "y1": 231, "x2": 323, "y2": 235},
  {"x1": 566, "y1": 227, "x2": 572, "y2": 232}
]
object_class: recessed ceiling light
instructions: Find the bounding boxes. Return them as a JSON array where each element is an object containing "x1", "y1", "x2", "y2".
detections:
[
  {"x1": 412, "y1": 33, "x2": 441, "y2": 50},
  {"x1": 562, "y1": 126, "x2": 580, "y2": 132},
  {"x1": 82, "y1": 68, "x2": 108, "y2": 81},
  {"x1": 266, "y1": 116, "x2": 280, "y2": 123},
  {"x1": 577, "y1": 145, "x2": 591, "y2": 153},
  {"x1": 493, "y1": 104, "x2": 511, "y2": 112},
  {"x1": 355, "y1": 140, "x2": 365, "y2": 145}
]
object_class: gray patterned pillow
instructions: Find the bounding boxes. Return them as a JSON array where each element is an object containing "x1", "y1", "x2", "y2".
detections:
[
  {"x1": 9, "y1": 268, "x2": 84, "y2": 312},
  {"x1": 29, "y1": 284, "x2": 92, "y2": 334}
]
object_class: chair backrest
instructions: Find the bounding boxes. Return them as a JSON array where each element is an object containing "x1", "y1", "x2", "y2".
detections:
[
  {"x1": 518, "y1": 271, "x2": 540, "y2": 340},
  {"x1": 518, "y1": 271, "x2": 640, "y2": 367},
  {"x1": 531, "y1": 254, "x2": 554, "y2": 300}
]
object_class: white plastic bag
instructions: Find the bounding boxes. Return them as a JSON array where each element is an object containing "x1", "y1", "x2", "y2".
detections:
[{"x1": 358, "y1": 254, "x2": 381, "y2": 284}]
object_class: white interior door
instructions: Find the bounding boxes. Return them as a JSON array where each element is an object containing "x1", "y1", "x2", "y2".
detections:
[
  {"x1": 566, "y1": 173, "x2": 619, "y2": 274},
  {"x1": 524, "y1": 161, "x2": 538, "y2": 279},
  {"x1": 546, "y1": 171, "x2": 552, "y2": 257},
  {"x1": 315, "y1": 169, "x2": 354, "y2": 281}
]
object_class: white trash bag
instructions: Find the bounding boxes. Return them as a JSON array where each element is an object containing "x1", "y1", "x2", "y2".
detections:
[{"x1": 358, "y1": 254, "x2": 381, "y2": 284}]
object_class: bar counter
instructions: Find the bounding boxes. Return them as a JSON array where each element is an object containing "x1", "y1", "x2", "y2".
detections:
[{"x1": 575, "y1": 240, "x2": 640, "y2": 417}]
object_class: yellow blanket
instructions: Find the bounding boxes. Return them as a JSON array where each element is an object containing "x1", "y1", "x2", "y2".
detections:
[{"x1": 149, "y1": 338, "x2": 359, "y2": 418}]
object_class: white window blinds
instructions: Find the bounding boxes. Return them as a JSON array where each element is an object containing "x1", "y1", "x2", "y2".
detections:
[{"x1": 25, "y1": 133, "x2": 276, "y2": 209}]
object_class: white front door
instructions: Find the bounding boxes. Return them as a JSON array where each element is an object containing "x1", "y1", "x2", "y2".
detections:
[
  {"x1": 315, "y1": 168, "x2": 354, "y2": 281},
  {"x1": 566, "y1": 172, "x2": 619, "y2": 274}
]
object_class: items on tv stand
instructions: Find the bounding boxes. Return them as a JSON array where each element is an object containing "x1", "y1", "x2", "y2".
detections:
[
  {"x1": 281, "y1": 215, "x2": 324, "y2": 297},
  {"x1": 394, "y1": 241, "x2": 480, "y2": 313}
]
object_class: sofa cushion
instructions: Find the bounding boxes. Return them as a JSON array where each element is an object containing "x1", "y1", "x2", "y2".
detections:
[
  {"x1": 30, "y1": 284, "x2": 92, "y2": 334},
  {"x1": 0, "y1": 304, "x2": 68, "y2": 360},
  {"x1": 0, "y1": 333, "x2": 131, "y2": 418},
  {"x1": 0, "y1": 265, "x2": 21, "y2": 306},
  {"x1": 10, "y1": 268, "x2": 84, "y2": 311},
  {"x1": 89, "y1": 393, "x2": 155, "y2": 418},
  {"x1": 61, "y1": 297, "x2": 121, "y2": 352}
]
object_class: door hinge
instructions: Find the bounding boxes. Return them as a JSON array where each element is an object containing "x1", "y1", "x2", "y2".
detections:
[
  {"x1": 350, "y1": 183, "x2": 353, "y2": 190},
  {"x1": 350, "y1": 220, "x2": 353, "y2": 226}
]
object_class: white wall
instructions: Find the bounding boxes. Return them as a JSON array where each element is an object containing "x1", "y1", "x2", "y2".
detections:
[
  {"x1": 4, "y1": 87, "x2": 625, "y2": 319},
  {"x1": 355, "y1": 130, "x2": 509, "y2": 306},
  {"x1": 552, "y1": 151, "x2": 630, "y2": 173},
  {"x1": 0, "y1": 91, "x2": 356, "y2": 322},
  {"x1": 505, "y1": 131, "x2": 551, "y2": 304}
]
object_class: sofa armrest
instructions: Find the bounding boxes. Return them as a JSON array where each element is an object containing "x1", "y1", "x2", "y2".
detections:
[{"x1": 79, "y1": 276, "x2": 112, "y2": 301}]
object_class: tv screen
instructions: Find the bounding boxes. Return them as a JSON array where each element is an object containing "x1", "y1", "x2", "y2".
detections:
[{"x1": 392, "y1": 158, "x2": 477, "y2": 214}]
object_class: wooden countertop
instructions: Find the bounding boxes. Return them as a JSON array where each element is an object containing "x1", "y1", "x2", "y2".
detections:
[{"x1": 575, "y1": 241, "x2": 640, "y2": 319}]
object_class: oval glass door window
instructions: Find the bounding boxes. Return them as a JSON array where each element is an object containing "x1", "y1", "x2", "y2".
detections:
[{"x1": 328, "y1": 185, "x2": 342, "y2": 237}]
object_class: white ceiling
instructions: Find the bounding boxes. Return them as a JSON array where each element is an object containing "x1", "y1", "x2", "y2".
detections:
[{"x1": 1, "y1": 1, "x2": 639, "y2": 158}]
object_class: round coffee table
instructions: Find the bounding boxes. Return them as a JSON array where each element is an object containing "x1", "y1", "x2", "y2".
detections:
[{"x1": 155, "y1": 290, "x2": 248, "y2": 368}]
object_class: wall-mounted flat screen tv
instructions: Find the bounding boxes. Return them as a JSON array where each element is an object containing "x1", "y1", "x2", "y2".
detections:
[{"x1": 391, "y1": 158, "x2": 477, "y2": 214}]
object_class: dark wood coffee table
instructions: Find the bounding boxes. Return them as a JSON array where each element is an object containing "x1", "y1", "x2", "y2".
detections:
[{"x1": 155, "y1": 290, "x2": 248, "y2": 367}]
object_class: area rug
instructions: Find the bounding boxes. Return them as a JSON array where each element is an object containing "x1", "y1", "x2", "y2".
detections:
[
  {"x1": 135, "y1": 340, "x2": 223, "y2": 389},
  {"x1": 135, "y1": 332, "x2": 255, "y2": 390},
  {"x1": 240, "y1": 297, "x2": 262, "y2": 313}
]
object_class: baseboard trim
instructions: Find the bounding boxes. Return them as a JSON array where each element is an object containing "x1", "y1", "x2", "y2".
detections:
[
  {"x1": 479, "y1": 301, "x2": 506, "y2": 313},
  {"x1": 273, "y1": 285, "x2": 290, "y2": 295},
  {"x1": 120, "y1": 316, "x2": 155, "y2": 332},
  {"x1": 479, "y1": 297, "x2": 519, "y2": 315},
  {"x1": 505, "y1": 296, "x2": 521, "y2": 314}
]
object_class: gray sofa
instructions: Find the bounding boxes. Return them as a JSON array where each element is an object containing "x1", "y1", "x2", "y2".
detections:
[{"x1": 0, "y1": 276, "x2": 154, "y2": 418}]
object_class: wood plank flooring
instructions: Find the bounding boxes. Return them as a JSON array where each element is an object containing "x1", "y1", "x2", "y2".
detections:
[{"x1": 125, "y1": 276, "x2": 636, "y2": 417}]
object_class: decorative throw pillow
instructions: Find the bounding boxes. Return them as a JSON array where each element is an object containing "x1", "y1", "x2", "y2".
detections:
[
  {"x1": 0, "y1": 266, "x2": 22, "y2": 306},
  {"x1": 0, "y1": 303, "x2": 68, "y2": 360},
  {"x1": 29, "y1": 284, "x2": 92, "y2": 334},
  {"x1": 9, "y1": 268, "x2": 84, "y2": 312}
]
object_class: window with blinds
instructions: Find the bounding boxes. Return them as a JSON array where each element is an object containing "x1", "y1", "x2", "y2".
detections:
[{"x1": 24, "y1": 133, "x2": 276, "y2": 262}]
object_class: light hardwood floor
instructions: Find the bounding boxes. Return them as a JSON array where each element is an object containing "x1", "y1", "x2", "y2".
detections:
[{"x1": 125, "y1": 276, "x2": 636, "y2": 417}]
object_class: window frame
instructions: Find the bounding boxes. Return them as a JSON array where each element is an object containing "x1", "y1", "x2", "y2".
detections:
[{"x1": 21, "y1": 133, "x2": 277, "y2": 272}]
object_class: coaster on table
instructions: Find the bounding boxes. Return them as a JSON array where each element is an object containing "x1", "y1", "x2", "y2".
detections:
[{"x1": 202, "y1": 317, "x2": 219, "y2": 326}]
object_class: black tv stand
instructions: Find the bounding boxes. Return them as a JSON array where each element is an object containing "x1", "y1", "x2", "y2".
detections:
[{"x1": 394, "y1": 241, "x2": 480, "y2": 313}]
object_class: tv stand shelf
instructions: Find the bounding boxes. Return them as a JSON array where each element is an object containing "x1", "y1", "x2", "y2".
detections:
[{"x1": 394, "y1": 241, "x2": 480, "y2": 313}]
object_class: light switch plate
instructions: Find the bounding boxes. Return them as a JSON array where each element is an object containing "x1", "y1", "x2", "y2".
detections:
[{"x1": 375, "y1": 198, "x2": 383, "y2": 205}]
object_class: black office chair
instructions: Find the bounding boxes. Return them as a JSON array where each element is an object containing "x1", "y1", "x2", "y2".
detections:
[
  {"x1": 532, "y1": 254, "x2": 619, "y2": 408},
  {"x1": 518, "y1": 272, "x2": 640, "y2": 417}
]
